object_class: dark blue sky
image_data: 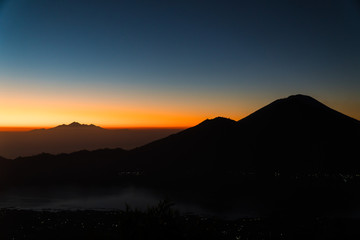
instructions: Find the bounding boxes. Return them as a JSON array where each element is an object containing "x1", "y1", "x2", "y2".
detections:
[{"x1": 0, "y1": 0, "x2": 359, "y2": 126}]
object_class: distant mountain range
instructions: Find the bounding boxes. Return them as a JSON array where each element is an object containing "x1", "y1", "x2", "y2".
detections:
[
  {"x1": 1, "y1": 94, "x2": 359, "y2": 216},
  {"x1": 0, "y1": 123, "x2": 182, "y2": 159},
  {"x1": 52, "y1": 122, "x2": 102, "y2": 129},
  {"x1": 0, "y1": 94, "x2": 359, "y2": 187}
]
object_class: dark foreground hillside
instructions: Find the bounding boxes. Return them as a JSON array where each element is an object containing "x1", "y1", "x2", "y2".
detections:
[{"x1": 1, "y1": 203, "x2": 360, "y2": 240}]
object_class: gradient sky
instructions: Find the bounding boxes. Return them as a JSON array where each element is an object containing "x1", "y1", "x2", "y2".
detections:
[{"x1": 0, "y1": 0, "x2": 359, "y2": 128}]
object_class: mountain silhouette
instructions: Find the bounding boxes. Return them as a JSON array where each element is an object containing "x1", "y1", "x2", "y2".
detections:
[
  {"x1": 53, "y1": 122, "x2": 102, "y2": 129},
  {"x1": 0, "y1": 123, "x2": 181, "y2": 159},
  {"x1": 238, "y1": 94, "x2": 360, "y2": 173},
  {"x1": 129, "y1": 94, "x2": 360, "y2": 176},
  {"x1": 1, "y1": 94, "x2": 359, "y2": 217},
  {"x1": 241, "y1": 94, "x2": 359, "y2": 126},
  {"x1": 129, "y1": 117, "x2": 240, "y2": 176},
  {"x1": 0, "y1": 94, "x2": 359, "y2": 185}
]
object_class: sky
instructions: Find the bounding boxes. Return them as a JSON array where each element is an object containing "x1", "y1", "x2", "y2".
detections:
[{"x1": 0, "y1": 0, "x2": 359, "y2": 128}]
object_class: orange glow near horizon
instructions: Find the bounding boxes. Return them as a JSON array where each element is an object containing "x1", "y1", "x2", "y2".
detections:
[
  {"x1": 0, "y1": 125, "x2": 188, "y2": 131},
  {"x1": 2, "y1": 79, "x2": 359, "y2": 130},
  {"x1": 0, "y1": 82, "x2": 252, "y2": 130},
  {"x1": 1, "y1": 89, "x2": 359, "y2": 130},
  {"x1": 0, "y1": 127, "x2": 38, "y2": 132},
  {"x1": 0, "y1": 108, "x2": 247, "y2": 130}
]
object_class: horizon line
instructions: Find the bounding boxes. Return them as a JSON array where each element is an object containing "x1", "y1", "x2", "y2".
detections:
[{"x1": 0, "y1": 125, "x2": 190, "y2": 132}]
